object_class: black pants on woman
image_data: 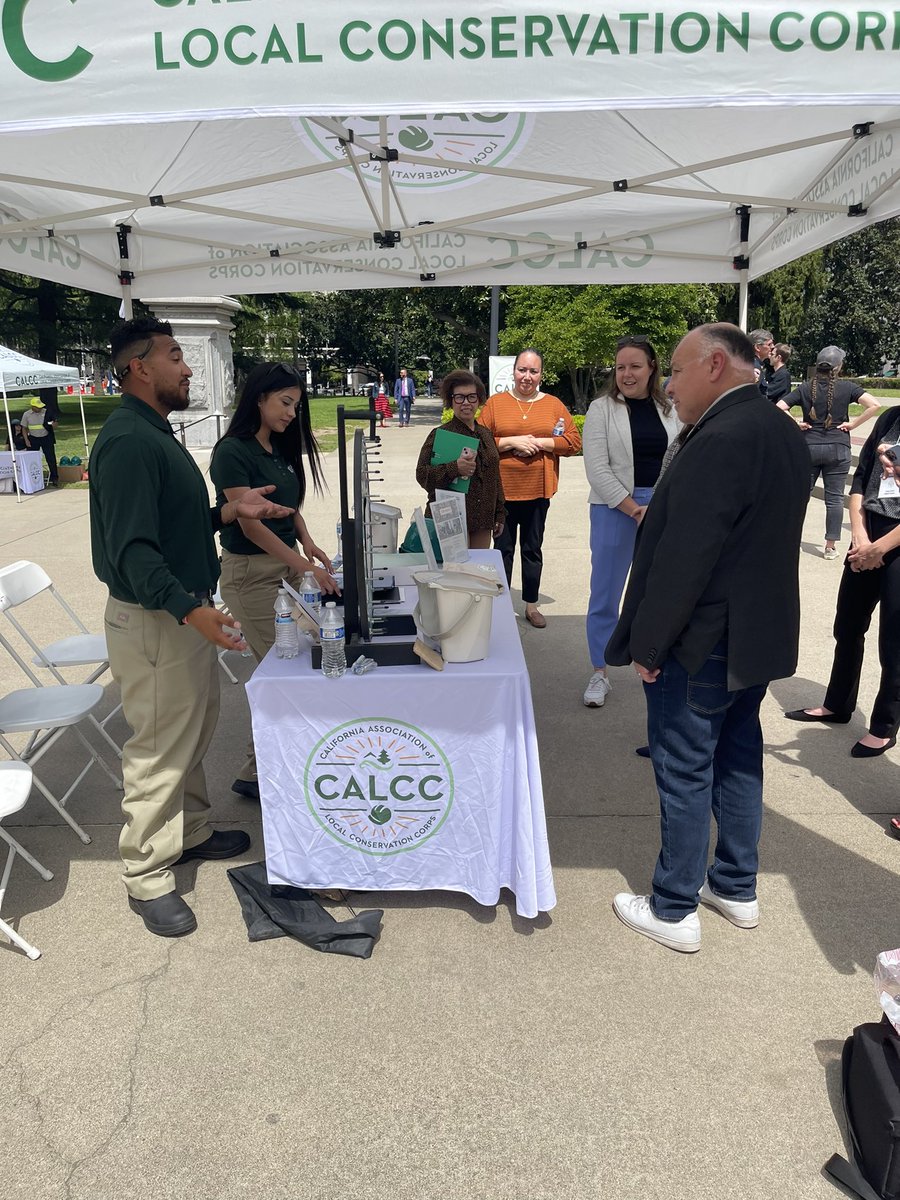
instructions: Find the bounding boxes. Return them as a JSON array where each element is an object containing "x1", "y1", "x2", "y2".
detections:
[
  {"x1": 494, "y1": 498, "x2": 550, "y2": 604},
  {"x1": 824, "y1": 512, "x2": 900, "y2": 737}
]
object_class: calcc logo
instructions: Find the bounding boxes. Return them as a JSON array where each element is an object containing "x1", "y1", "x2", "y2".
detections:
[{"x1": 1, "y1": 0, "x2": 93, "y2": 82}]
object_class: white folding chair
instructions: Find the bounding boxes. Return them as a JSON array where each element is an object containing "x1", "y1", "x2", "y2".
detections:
[
  {"x1": 0, "y1": 761, "x2": 53, "y2": 959},
  {"x1": 0, "y1": 680, "x2": 119, "y2": 844},
  {"x1": 0, "y1": 559, "x2": 123, "y2": 758},
  {"x1": 214, "y1": 587, "x2": 240, "y2": 684}
]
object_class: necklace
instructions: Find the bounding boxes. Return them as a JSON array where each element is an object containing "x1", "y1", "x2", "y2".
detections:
[{"x1": 512, "y1": 389, "x2": 543, "y2": 420}]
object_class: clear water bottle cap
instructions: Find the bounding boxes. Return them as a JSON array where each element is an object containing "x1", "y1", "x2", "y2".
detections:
[{"x1": 325, "y1": 601, "x2": 336, "y2": 609}]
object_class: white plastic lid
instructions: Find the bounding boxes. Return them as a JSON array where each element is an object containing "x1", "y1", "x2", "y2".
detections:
[{"x1": 325, "y1": 601, "x2": 336, "y2": 608}]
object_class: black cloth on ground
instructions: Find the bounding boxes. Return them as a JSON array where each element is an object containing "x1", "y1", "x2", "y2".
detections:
[{"x1": 227, "y1": 862, "x2": 383, "y2": 958}]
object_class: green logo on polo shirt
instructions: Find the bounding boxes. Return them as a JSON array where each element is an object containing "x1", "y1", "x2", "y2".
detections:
[{"x1": 305, "y1": 719, "x2": 453, "y2": 854}]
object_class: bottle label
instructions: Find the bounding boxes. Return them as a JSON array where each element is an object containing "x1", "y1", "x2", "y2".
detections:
[
  {"x1": 275, "y1": 613, "x2": 293, "y2": 625},
  {"x1": 320, "y1": 627, "x2": 344, "y2": 641}
]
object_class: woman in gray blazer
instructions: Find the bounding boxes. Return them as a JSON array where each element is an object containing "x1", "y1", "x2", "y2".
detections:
[{"x1": 582, "y1": 336, "x2": 680, "y2": 707}]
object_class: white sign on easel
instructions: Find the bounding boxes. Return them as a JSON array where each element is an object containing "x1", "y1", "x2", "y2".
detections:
[{"x1": 489, "y1": 356, "x2": 516, "y2": 396}]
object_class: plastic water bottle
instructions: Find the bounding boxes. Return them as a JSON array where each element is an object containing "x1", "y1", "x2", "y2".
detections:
[
  {"x1": 552, "y1": 417, "x2": 565, "y2": 436},
  {"x1": 274, "y1": 588, "x2": 300, "y2": 659},
  {"x1": 319, "y1": 602, "x2": 346, "y2": 679},
  {"x1": 332, "y1": 521, "x2": 343, "y2": 572},
  {"x1": 299, "y1": 570, "x2": 321, "y2": 618}
]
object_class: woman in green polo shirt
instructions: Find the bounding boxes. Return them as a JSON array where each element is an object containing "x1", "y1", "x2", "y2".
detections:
[{"x1": 211, "y1": 362, "x2": 339, "y2": 800}]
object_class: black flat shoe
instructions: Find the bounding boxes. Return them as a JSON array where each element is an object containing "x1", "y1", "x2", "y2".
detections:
[
  {"x1": 174, "y1": 830, "x2": 251, "y2": 864},
  {"x1": 231, "y1": 778, "x2": 260, "y2": 801},
  {"x1": 635, "y1": 746, "x2": 651, "y2": 758},
  {"x1": 784, "y1": 709, "x2": 852, "y2": 724},
  {"x1": 850, "y1": 736, "x2": 897, "y2": 759},
  {"x1": 128, "y1": 892, "x2": 197, "y2": 937}
]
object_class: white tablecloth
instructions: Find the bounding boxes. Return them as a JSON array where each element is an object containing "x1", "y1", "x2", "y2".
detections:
[
  {"x1": 246, "y1": 551, "x2": 555, "y2": 917},
  {"x1": 0, "y1": 450, "x2": 43, "y2": 493}
]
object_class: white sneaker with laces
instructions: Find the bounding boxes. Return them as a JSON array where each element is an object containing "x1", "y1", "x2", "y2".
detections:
[
  {"x1": 583, "y1": 671, "x2": 612, "y2": 708},
  {"x1": 612, "y1": 892, "x2": 701, "y2": 953},
  {"x1": 698, "y1": 881, "x2": 759, "y2": 928},
  {"x1": 823, "y1": 547, "x2": 838, "y2": 560}
]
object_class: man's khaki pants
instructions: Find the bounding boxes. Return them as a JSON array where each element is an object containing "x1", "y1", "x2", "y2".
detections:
[
  {"x1": 104, "y1": 598, "x2": 219, "y2": 900},
  {"x1": 219, "y1": 550, "x2": 299, "y2": 784}
]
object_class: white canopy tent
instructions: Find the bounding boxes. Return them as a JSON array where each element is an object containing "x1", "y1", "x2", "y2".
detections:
[
  {"x1": 0, "y1": 346, "x2": 80, "y2": 503},
  {"x1": 1, "y1": 4, "x2": 900, "y2": 319}
]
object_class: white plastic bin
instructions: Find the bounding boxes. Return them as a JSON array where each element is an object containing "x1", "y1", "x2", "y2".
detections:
[{"x1": 412, "y1": 571, "x2": 504, "y2": 662}]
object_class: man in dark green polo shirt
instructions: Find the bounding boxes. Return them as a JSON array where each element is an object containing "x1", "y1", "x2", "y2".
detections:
[{"x1": 91, "y1": 317, "x2": 294, "y2": 938}]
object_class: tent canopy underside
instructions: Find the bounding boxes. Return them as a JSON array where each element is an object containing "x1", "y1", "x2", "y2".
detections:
[{"x1": 1, "y1": 5, "x2": 899, "y2": 295}]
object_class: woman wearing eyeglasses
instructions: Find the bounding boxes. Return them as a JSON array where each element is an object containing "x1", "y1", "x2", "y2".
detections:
[
  {"x1": 210, "y1": 362, "x2": 339, "y2": 800},
  {"x1": 582, "y1": 336, "x2": 680, "y2": 708},
  {"x1": 479, "y1": 349, "x2": 581, "y2": 627},
  {"x1": 415, "y1": 370, "x2": 505, "y2": 549}
]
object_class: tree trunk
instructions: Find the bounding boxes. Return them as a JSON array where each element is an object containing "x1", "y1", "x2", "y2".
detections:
[{"x1": 36, "y1": 279, "x2": 61, "y2": 419}]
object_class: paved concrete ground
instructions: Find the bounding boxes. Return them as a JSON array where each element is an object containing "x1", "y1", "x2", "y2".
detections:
[{"x1": 0, "y1": 395, "x2": 895, "y2": 1200}]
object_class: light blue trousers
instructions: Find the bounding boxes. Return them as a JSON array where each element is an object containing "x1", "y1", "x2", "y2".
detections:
[{"x1": 586, "y1": 487, "x2": 654, "y2": 668}]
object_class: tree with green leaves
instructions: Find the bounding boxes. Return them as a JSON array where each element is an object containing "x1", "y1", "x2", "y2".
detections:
[
  {"x1": 499, "y1": 283, "x2": 718, "y2": 411},
  {"x1": 0, "y1": 271, "x2": 120, "y2": 415},
  {"x1": 790, "y1": 217, "x2": 900, "y2": 375}
]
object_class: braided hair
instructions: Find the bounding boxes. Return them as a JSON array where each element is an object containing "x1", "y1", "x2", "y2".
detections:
[{"x1": 808, "y1": 363, "x2": 836, "y2": 430}]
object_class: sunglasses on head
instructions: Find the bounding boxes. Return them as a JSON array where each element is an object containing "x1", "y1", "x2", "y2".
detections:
[
  {"x1": 261, "y1": 362, "x2": 304, "y2": 387},
  {"x1": 116, "y1": 337, "x2": 154, "y2": 380},
  {"x1": 616, "y1": 335, "x2": 652, "y2": 350}
]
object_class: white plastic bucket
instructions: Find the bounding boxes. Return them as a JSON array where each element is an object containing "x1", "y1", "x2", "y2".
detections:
[
  {"x1": 369, "y1": 502, "x2": 402, "y2": 553},
  {"x1": 412, "y1": 571, "x2": 503, "y2": 662}
]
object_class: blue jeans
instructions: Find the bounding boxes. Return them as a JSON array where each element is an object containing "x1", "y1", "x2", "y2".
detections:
[
  {"x1": 644, "y1": 641, "x2": 767, "y2": 920},
  {"x1": 588, "y1": 487, "x2": 654, "y2": 668},
  {"x1": 397, "y1": 396, "x2": 412, "y2": 425},
  {"x1": 808, "y1": 440, "x2": 851, "y2": 543}
]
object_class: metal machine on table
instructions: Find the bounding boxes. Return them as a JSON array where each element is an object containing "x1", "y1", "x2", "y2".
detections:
[{"x1": 310, "y1": 405, "x2": 418, "y2": 669}]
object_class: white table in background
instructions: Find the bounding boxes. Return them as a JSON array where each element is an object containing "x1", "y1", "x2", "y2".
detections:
[
  {"x1": 246, "y1": 551, "x2": 555, "y2": 918},
  {"x1": 0, "y1": 450, "x2": 43, "y2": 493}
]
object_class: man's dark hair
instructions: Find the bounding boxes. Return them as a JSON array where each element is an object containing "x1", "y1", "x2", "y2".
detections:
[
  {"x1": 700, "y1": 323, "x2": 756, "y2": 366},
  {"x1": 110, "y1": 317, "x2": 173, "y2": 379}
]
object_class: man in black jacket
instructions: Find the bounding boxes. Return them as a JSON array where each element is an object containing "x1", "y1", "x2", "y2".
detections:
[{"x1": 606, "y1": 323, "x2": 810, "y2": 953}]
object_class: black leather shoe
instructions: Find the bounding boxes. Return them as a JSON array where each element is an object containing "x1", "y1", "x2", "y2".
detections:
[
  {"x1": 231, "y1": 779, "x2": 260, "y2": 801},
  {"x1": 174, "y1": 830, "x2": 250, "y2": 864},
  {"x1": 635, "y1": 745, "x2": 651, "y2": 758},
  {"x1": 784, "y1": 709, "x2": 852, "y2": 724},
  {"x1": 850, "y1": 735, "x2": 897, "y2": 759},
  {"x1": 128, "y1": 892, "x2": 197, "y2": 937}
]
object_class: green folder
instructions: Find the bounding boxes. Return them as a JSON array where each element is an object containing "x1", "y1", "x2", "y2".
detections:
[{"x1": 430, "y1": 428, "x2": 480, "y2": 494}]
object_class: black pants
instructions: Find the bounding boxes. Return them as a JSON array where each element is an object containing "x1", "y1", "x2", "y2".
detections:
[
  {"x1": 493, "y1": 498, "x2": 550, "y2": 604},
  {"x1": 824, "y1": 512, "x2": 900, "y2": 737},
  {"x1": 32, "y1": 436, "x2": 57, "y2": 483}
]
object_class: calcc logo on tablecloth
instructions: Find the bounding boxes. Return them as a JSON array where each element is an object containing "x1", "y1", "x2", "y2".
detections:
[{"x1": 305, "y1": 719, "x2": 453, "y2": 856}]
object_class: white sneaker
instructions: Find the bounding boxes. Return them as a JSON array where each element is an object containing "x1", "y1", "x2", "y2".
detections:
[
  {"x1": 612, "y1": 893, "x2": 701, "y2": 953},
  {"x1": 698, "y1": 881, "x2": 759, "y2": 928},
  {"x1": 823, "y1": 547, "x2": 838, "y2": 560},
  {"x1": 583, "y1": 671, "x2": 612, "y2": 707}
]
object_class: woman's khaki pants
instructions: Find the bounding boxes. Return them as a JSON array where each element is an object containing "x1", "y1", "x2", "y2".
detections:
[{"x1": 219, "y1": 551, "x2": 299, "y2": 783}]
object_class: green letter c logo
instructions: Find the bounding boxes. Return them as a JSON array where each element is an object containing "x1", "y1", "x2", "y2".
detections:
[{"x1": 3, "y1": 0, "x2": 93, "y2": 82}]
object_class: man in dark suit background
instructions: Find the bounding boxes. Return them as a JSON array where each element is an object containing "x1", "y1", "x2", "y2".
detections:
[{"x1": 606, "y1": 323, "x2": 810, "y2": 953}]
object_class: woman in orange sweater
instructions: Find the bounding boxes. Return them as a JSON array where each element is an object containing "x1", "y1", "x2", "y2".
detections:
[{"x1": 479, "y1": 349, "x2": 581, "y2": 627}]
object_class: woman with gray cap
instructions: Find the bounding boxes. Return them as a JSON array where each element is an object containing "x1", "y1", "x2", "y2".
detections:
[{"x1": 777, "y1": 345, "x2": 879, "y2": 558}]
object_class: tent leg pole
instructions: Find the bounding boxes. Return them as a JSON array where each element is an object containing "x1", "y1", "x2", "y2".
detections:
[
  {"x1": 489, "y1": 286, "x2": 500, "y2": 356},
  {"x1": 738, "y1": 275, "x2": 749, "y2": 332},
  {"x1": 2, "y1": 384, "x2": 22, "y2": 505}
]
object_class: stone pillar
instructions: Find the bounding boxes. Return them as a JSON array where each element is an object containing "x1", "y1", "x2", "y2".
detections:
[{"x1": 143, "y1": 296, "x2": 241, "y2": 448}]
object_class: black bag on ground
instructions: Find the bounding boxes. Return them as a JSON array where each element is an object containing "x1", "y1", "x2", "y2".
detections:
[{"x1": 825, "y1": 1019, "x2": 900, "y2": 1199}]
